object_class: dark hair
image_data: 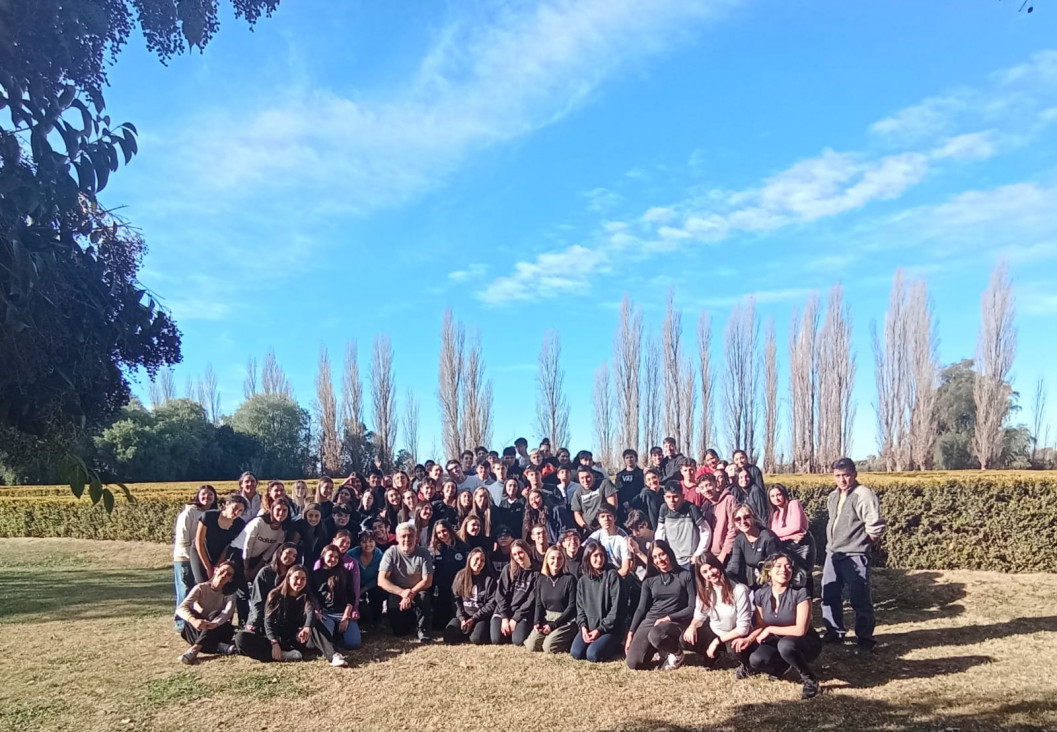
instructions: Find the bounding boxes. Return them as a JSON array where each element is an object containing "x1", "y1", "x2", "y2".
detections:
[
  {"x1": 649, "y1": 446, "x2": 663, "y2": 456},
  {"x1": 696, "y1": 472, "x2": 716, "y2": 487},
  {"x1": 662, "y1": 436, "x2": 677, "y2": 446},
  {"x1": 596, "y1": 503, "x2": 615, "y2": 518},
  {"x1": 335, "y1": 529, "x2": 353, "y2": 541},
  {"x1": 428, "y1": 519, "x2": 456, "y2": 553},
  {"x1": 502, "y1": 446, "x2": 517, "y2": 457},
  {"x1": 266, "y1": 564, "x2": 308, "y2": 614},
  {"x1": 645, "y1": 468, "x2": 662, "y2": 480},
  {"x1": 460, "y1": 450, "x2": 474, "y2": 460},
  {"x1": 769, "y1": 483, "x2": 791, "y2": 505},
  {"x1": 575, "y1": 450, "x2": 593, "y2": 463},
  {"x1": 238, "y1": 471, "x2": 257, "y2": 485},
  {"x1": 832, "y1": 457, "x2": 857, "y2": 474},
  {"x1": 453, "y1": 547, "x2": 489, "y2": 599},
  {"x1": 367, "y1": 468, "x2": 384, "y2": 479},
  {"x1": 224, "y1": 493, "x2": 248, "y2": 510},
  {"x1": 515, "y1": 437, "x2": 528, "y2": 448},
  {"x1": 624, "y1": 508, "x2": 650, "y2": 530},
  {"x1": 190, "y1": 484, "x2": 217, "y2": 509},
  {"x1": 693, "y1": 553, "x2": 734, "y2": 611},
  {"x1": 576, "y1": 464, "x2": 594, "y2": 475},
  {"x1": 359, "y1": 531, "x2": 376, "y2": 543},
  {"x1": 650, "y1": 539, "x2": 680, "y2": 571},
  {"x1": 622, "y1": 448, "x2": 638, "y2": 459},
  {"x1": 270, "y1": 542, "x2": 299, "y2": 574},
  {"x1": 662, "y1": 483, "x2": 682, "y2": 494},
  {"x1": 732, "y1": 449, "x2": 748, "y2": 460},
  {"x1": 703, "y1": 448, "x2": 719, "y2": 461},
  {"x1": 580, "y1": 540, "x2": 608, "y2": 579}
]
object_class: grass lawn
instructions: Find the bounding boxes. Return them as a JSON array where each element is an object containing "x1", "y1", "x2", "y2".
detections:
[{"x1": 0, "y1": 539, "x2": 1055, "y2": 731}]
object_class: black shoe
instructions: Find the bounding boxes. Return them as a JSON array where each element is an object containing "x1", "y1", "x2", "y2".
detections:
[
  {"x1": 801, "y1": 677, "x2": 819, "y2": 699},
  {"x1": 822, "y1": 632, "x2": 844, "y2": 645},
  {"x1": 734, "y1": 664, "x2": 751, "y2": 680},
  {"x1": 417, "y1": 630, "x2": 433, "y2": 644}
]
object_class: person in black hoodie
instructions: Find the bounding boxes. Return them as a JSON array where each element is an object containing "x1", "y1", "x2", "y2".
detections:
[
  {"x1": 311, "y1": 544, "x2": 361, "y2": 651},
  {"x1": 428, "y1": 520, "x2": 470, "y2": 631},
  {"x1": 570, "y1": 541, "x2": 625, "y2": 663},
  {"x1": 559, "y1": 529, "x2": 584, "y2": 578},
  {"x1": 245, "y1": 542, "x2": 299, "y2": 635},
  {"x1": 497, "y1": 478, "x2": 525, "y2": 536},
  {"x1": 445, "y1": 547, "x2": 496, "y2": 645},
  {"x1": 633, "y1": 468, "x2": 665, "y2": 531},
  {"x1": 289, "y1": 503, "x2": 327, "y2": 567},
  {"x1": 625, "y1": 540, "x2": 695, "y2": 671},
  {"x1": 490, "y1": 539, "x2": 540, "y2": 645},
  {"x1": 490, "y1": 525, "x2": 514, "y2": 576},
  {"x1": 731, "y1": 465, "x2": 769, "y2": 527},
  {"x1": 234, "y1": 565, "x2": 346, "y2": 666},
  {"x1": 615, "y1": 449, "x2": 646, "y2": 520},
  {"x1": 524, "y1": 546, "x2": 578, "y2": 653}
]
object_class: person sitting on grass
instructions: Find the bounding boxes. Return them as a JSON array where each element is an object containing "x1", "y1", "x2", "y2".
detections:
[
  {"x1": 234, "y1": 565, "x2": 346, "y2": 666},
  {"x1": 730, "y1": 553, "x2": 821, "y2": 699},
  {"x1": 245, "y1": 542, "x2": 299, "y2": 635},
  {"x1": 445, "y1": 547, "x2": 496, "y2": 646},
  {"x1": 524, "y1": 546, "x2": 578, "y2": 654},
  {"x1": 377, "y1": 522, "x2": 435, "y2": 643},
  {"x1": 349, "y1": 531, "x2": 385, "y2": 626},
  {"x1": 490, "y1": 539, "x2": 540, "y2": 646},
  {"x1": 559, "y1": 529, "x2": 584, "y2": 577},
  {"x1": 624, "y1": 540, "x2": 695, "y2": 671},
  {"x1": 176, "y1": 560, "x2": 238, "y2": 665},
  {"x1": 680, "y1": 553, "x2": 751, "y2": 666},
  {"x1": 570, "y1": 541, "x2": 625, "y2": 663},
  {"x1": 311, "y1": 544, "x2": 361, "y2": 652}
]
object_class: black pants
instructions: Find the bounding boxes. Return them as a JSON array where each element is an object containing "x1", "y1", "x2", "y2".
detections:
[
  {"x1": 443, "y1": 617, "x2": 491, "y2": 645},
  {"x1": 189, "y1": 549, "x2": 211, "y2": 586},
  {"x1": 180, "y1": 622, "x2": 234, "y2": 653},
  {"x1": 626, "y1": 621, "x2": 684, "y2": 670},
  {"x1": 359, "y1": 586, "x2": 387, "y2": 624},
  {"x1": 432, "y1": 585, "x2": 456, "y2": 631},
  {"x1": 234, "y1": 627, "x2": 338, "y2": 662},
  {"x1": 748, "y1": 631, "x2": 822, "y2": 680},
  {"x1": 784, "y1": 534, "x2": 817, "y2": 597},
  {"x1": 387, "y1": 592, "x2": 432, "y2": 636},
  {"x1": 489, "y1": 616, "x2": 532, "y2": 645}
]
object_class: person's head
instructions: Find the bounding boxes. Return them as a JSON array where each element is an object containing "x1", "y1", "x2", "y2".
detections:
[
  {"x1": 222, "y1": 493, "x2": 248, "y2": 519},
  {"x1": 523, "y1": 465, "x2": 542, "y2": 488},
  {"x1": 441, "y1": 479, "x2": 458, "y2": 503},
  {"x1": 334, "y1": 486, "x2": 353, "y2": 506},
  {"x1": 622, "y1": 449, "x2": 639, "y2": 469},
  {"x1": 472, "y1": 486, "x2": 491, "y2": 511},
  {"x1": 509, "y1": 539, "x2": 533, "y2": 571},
  {"x1": 334, "y1": 530, "x2": 353, "y2": 554},
  {"x1": 576, "y1": 450, "x2": 594, "y2": 467},
  {"x1": 648, "y1": 446, "x2": 663, "y2": 467},
  {"x1": 769, "y1": 484, "x2": 791, "y2": 510},
  {"x1": 651, "y1": 539, "x2": 679, "y2": 573},
  {"x1": 274, "y1": 542, "x2": 299, "y2": 571},
  {"x1": 315, "y1": 476, "x2": 334, "y2": 502},
  {"x1": 693, "y1": 552, "x2": 732, "y2": 609},
  {"x1": 514, "y1": 437, "x2": 529, "y2": 455},
  {"x1": 302, "y1": 502, "x2": 322, "y2": 526},
  {"x1": 713, "y1": 468, "x2": 729, "y2": 490},
  {"x1": 367, "y1": 469, "x2": 383, "y2": 488},
  {"x1": 625, "y1": 508, "x2": 651, "y2": 536},
  {"x1": 419, "y1": 479, "x2": 438, "y2": 503},
  {"x1": 284, "y1": 565, "x2": 308, "y2": 596},
  {"x1": 703, "y1": 449, "x2": 720, "y2": 470},
  {"x1": 495, "y1": 526, "x2": 514, "y2": 549},
  {"x1": 662, "y1": 437, "x2": 677, "y2": 457},
  {"x1": 538, "y1": 439, "x2": 552, "y2": 458},
  {"x1": 359, "y1": 531, "x2": 377, "y2": 555},
  {"x1": 474, "y1": 461, "x2": 490, "y2": 481},
  {"x1": 736, "y1": 468, "x2": 751, "y2": 489},
  {"x1": 211, "y1": 561, "x2": 236, "y2": 588},
  {"x1": 239, "y1": 471, "x2": 258, "y2": 496},
  {"x1": 372, "y1": 519, "x2": 388, "y2": 543},
  {"x1": 395, "y1": 522, "x2": 417, "y2": 553},
  {"x1": 581, "y1": 540, "x2": 607, "y2": 577},
  {"x1": 460, "y1": 450, "x2": 475, "y2": 472},
  {"x1": 492, "y1": 461, "x2": 508, "y2": 482},
  {"x1": 541, "y1": 546, "x2": 566, "y2": 577},
  {"x1": 733, "y1": 505, "x2": 760, "y2": 535},
  {"x1": 832, "y1": 457, "x2": 857, "y2": 490},
  {"x1": 679, "y1": 456, "x2": 697, "y2": 482},
  {"x1": 467, "y1": 547, "x2": 487, "y2": 575},
  {"x1": 415, "y1": 501, "x2": 433, "y2": 525},
  {"x1": 446, "y1": 460, "x2": 465, "y2": 482},
  {"x1": 597, "y1": 504, "x2": 616, "y2": 532},
  {"x1": 401, "y1": 489, "x2": 416, "y2": 512},
  {"x1": 270, "y1": 499, "x2": 290, "y2": 525},
  {"x1": 662, "y1": 484, "x2": 684, "y2": 511},
  {"x1": 384, "y1": 487, "x2": 401, "y2": 508},
  {"x1": 556, "y1": 447, "x2": 571, "y2": 465},
  {"x1": 577, "y1": 465, "x2": 595, "y2": 491},
  {"x1": 414, "y1": 464, "x2": 427, "y2": 481},
  {"x1": 732, "y1": 450, "x2": 749, "y2": 469},
  {"x1": 502, "y1": 477, "x2": 521, "y2": 501},
  {"x1": 560, "y1": 529, "x2": 581, "y2": 557},
  {"x1": 192, "y1": 484, "x2": 217, "y2": 510},
  {"x1": 556, "y1": 465, "x2": 572, "y2": 485},
  {"x1": 427, "y1": 463, "x2": 443, "y2": 482},
  {"x1": 461, "y1": 515, "x2": 483, "y2": 537},
  {"x1": 528, "y1": 449, "x2": 543, "y2": 467},
  {"x1": 359, "y1": 490, "x2": 375, "y2": 511},
  {"x1": 321, "y1": 543, "x2": 342, "y2": 569},
  {"x1": 457, "y1": 490, "x2": 473, "y2": 511},
  {"x1": 645, "y1": 468, "x2": 661, "y2": 491},
  {"x1": 267, "y1": 480, "x2": 286, "y2": 503},
  {"x1": 530, "y1": 524, "x2": 548, "y2": 548},
  {"x1": 764, "y1": 553, "x2": 796, "y2": 588},
  {"x1": 292, "y1": 480, "x2": 309, "y2": 500},
  {"x1": 697, "y1": 473, "x2": 719, "y2": 502},
  {"x1": 474, "y1": 446, "x2": 488, "y2": 460},
  {"x1": 526, "y1": 487, "x2": 545, "y2": 510},
  {"x1": 430, "y1": 519, "x2": 455, "y2": 548},
  {"x1": 382, "y1": 474, "x2": 393, "y2": 489}
]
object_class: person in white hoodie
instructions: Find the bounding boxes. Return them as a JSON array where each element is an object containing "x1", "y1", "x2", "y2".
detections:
[
  {"x1": 230, "y1": 499, "x2": 290, "y2": 624},
  {"x1": 172, "y1": 485, "x2": 217, "y2": 631}
]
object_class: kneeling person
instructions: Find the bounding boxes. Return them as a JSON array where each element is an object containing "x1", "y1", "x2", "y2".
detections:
[{"x1": 378, "y1": 521, "x2": 435, "y2": 642}]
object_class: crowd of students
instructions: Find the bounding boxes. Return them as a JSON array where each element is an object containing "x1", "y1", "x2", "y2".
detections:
[{"x1": 172, "y1": 438, "x2": 886, "y2": 700}]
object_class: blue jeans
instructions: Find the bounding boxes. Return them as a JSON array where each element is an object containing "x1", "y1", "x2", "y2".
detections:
[
  {"x1": 821, "y1": 553, "x2": 875, "y2": 642},
  {"x1": 173, "y1": 561, "x2": 195, "y2": 631},
  {"x1": 320, "y1": 612, "x2": 362, "y2": 650},
  {"x1": 570, "y1": 631, "x2": 621, "y2": 662}
]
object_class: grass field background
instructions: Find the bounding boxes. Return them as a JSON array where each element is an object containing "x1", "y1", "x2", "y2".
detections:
[{"x1": 1, "y1": 538, "x2": 1055, "y2": 731}]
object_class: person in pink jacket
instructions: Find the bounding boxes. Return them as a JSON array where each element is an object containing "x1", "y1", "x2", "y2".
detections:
[
  {"x1": 768, "y1": 484, "x2": 815, "y2": 596},
  {"x1": 697, "y1": 474, "x2": 736, "y2": 564}
]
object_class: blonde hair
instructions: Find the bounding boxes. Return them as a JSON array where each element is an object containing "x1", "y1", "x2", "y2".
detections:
[{"x1": 540, "y1": 546, "x2": 566, "y2": 578}]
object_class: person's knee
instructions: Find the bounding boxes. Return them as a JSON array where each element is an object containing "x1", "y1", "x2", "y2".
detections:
[{"x1": 776, "y1": 638, "x2": 798, "y2": 661}]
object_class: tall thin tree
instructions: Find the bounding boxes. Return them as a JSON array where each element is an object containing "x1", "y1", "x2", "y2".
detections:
[
  {"x1": 697, "y1": 310, "x2": 714, "y2": 457},
  {"x1": 1031, "y1": 377, "x2": 1047, "y2": 466},
  {"x1": 243, "y1": 356, "x2": 258, "y2": 400},
  {"x1": 789, "y1": 294, "x2": 819, "y2": 473},
  {"x1": 341, "y1": 341, "x2": 364, "y2": 436},
  {"x1": 641, "y1": 333, "x2": 663, "y2": 455},
  {"x1": 403, "y1": 388, "x2": 420, "y2": 464},
  {"x1": 723, "y1": 297, "x2": 759, "y2": 461},
  {"x1": 261, "y1": 349, "x2": 292, "y2": 398},
  {"x1": 593, "y1": 362, "x2": 615, "y2": 469},
  {"x1": 461, "y1": 330, "x2": 490, "y2": 450},
  {"x1": 613, "y1": 294, "x2": 643, "y2": 454},
  {"x1": 438, "y1": 310, "x2": 465, "y2": 459},
  {"x1": 763, "y1": 318, "x2": 778, "y2": 473},
  {"x1": 872, "y1": 272, "x2": 911, "y2": 471},
  {"x1": 202, "y1": 364, "x2": 220, "y2": 424},
  {"x1": 315, "y1": 346, "x2": 341, "y2": 475},
  {"x1": 818, "y1": 285, "x2": 856, "y2": 468},
  {"x1": 973, "y1": 262, "x2": 1017, "y2": 469},
  {"x1": 536, "y1": 331, "x2": 570, "y2": 450},
  {"x1": 907, "y1": 281, "x2": 937, "y2": 470},
  {"x1": 679, "y1": 359, "x2": 697, "y2": 456},
  {"x1": 662, "y1": 290, "x2": 685, "y2": 447},
  {"x1": 371, "y1": 335, "x2": 398, "y2": 471}
]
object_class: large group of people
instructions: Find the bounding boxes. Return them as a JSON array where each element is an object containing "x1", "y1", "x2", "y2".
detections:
[{"x1": 172, "y1": 438, "x2": 886, "y2": 700}]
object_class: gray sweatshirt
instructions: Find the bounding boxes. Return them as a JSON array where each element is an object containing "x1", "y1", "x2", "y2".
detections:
[{"x1": 826, "y1": 484, "x2": 885, "y2": 555}]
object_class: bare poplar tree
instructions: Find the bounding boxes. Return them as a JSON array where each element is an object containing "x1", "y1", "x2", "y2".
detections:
[
  {"x1": 403, "y1": 388, "x2": 420, "y2": 464},
  {"x1": 723, "y1": 298, "x2": 759, "y2": 460},
  {"x1": 184, "y1": 375, "x2": 195, "y2": 401},
  {"x1": 763, "y1": 318, "x2": 778, "y2": 473},
  {"x1": 973, "y1": 262, "x2": 1017, "y2": 469},
  {"x1": 789, "y1": 294, "x2": 819, "y2": 473},
  {"x1": 593, "y1": 362, "x2": 615, "y2": 468},
  {"x1": 536, "y1": 331, "x2": 570, "y2": 449},
  {"x1": 641, "y1": 333, "x2": 663, "y2": 455},
  {"x1": 906, "y1": 281, "x2": 937, "y2": 470},
  {"x1": 818, "y1": 285, "x2": 856, "y2": 468},
  {"x1": 872, "y1": 272, "x2": 912, "y2": 471},
  {"x1": 461, "y1": 331, "x2": 489, "y2": 450},
  {"x1": 662, "y1": 290, "x2": 685, "y2": 448},
  {"x1": 243, "y1": 357, "x2": 258, "y2": 400},
  {"x1": 371, "y1": 335, "x2": 398, "y2": 470},
  {"x1": 151, "y1": 365, "x2": 176, "y2": 409},
  {"x1": 479, "y1": 380, "x2": 494, "y2": 449},
  {"x1": 315, "y1": 346, "x2": 341, "y2": 475},
  {"x1": 261, "y1": 349, "x2": 292, "y2": 398},
  {"x1": 696, "y1": 310, "x2": 714, "y2": 457},
  {"x1": 438, "y1": 310, "x2": 465, "y2": 459},
  {"x1": 341, "y1": 341, "x2": 364, "y2": 436},
  {"x1": 202, "y1": 364, "x2": 220, "y2": 423},
  {"x1": 679, "y1": 359, "x2": 697, "y2": 456},
  {"x1": 1030, "y1": 377, "x2": 1047, "y2": 465},
  {"x1": 613, "y1": 294, "x2": 643, "y2": 453}
]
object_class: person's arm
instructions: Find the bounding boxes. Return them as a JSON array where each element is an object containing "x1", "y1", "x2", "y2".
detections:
[
  {"x1": 240, "y1": 520, "x2": 264, "y2": 579},
  {"x1": 193, "y1": 521, "x2": 212, "y2": 577},
  {"x1": 263, "y1": 599, "x2": 282, "y2": 644},
  {"x1": 693, "y1": 511, "x2": 712, "y2": 560},
  {"x1": 217, "y1": 593, "x2": 236, "y2": 625},
  {"x1": 376, "y1": 571, "x2": 403, "y2": 597},
  {"x1": 667, "y1": 573, "x2": 696, "y2": 624},
  {"x1": 731, "y1": 603, "x2": 766, "y2": 651},
  {"x1": 859, "y1": 490, "x2": 886, "y2": 545},
  {"x1": 785, "y1": 500, "x2": 809, "y2": 543},
  {"x1": 453, "y1": 578, "x2": 470, "y2": 623},
  {"x1": 494, "y1": 569, "x2": 513, "y2": 620},
  {"x1": 472, "y1": 577, "x2": 497, "y2": 622},
  {"x1": 173, "y1": 508, "x2": 193, "y2": 554},
  {"x1": 627, "y1": 578, "x2": 650, "y2": 635},
  {"x1": 552, "y1": 577, "x2": 577, "y2": 628},
  {"x1": 726, "y1": 538, "x2": 744, "y2": 585},
  {"x1": 176, "y1": 584, "x2": 203, "y2": 626},
  {"x1": 720, "y1": 501, "x2": 737, "y2": 561},
  {"x1": 655, "y1": 514, "x2": 667, "y2": 544},
  {"x1": 599, "y1": 573, "x2": 623, "y2": 635},
  {"x1": 408, "y1": 555, "x2": 434, "y2": 596},
  {"x1": 533, "y1": 580, "x2": 546, "y2": 627},
  {"x1": 604, "y1": 483, "x2": 618, "y2": 509},
  {"x1": 723, "y1": 584, "x2": 753, "y2": 640}
]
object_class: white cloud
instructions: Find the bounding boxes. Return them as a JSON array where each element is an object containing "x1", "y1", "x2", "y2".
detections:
[
  {"x1": 480, "y1": 244, "x2": 610, "y2": 304},
  {"x1": 448, "y1": 263, "x2": 488, "y2": 282},
  {"x1": 931, "y1": 132, "x2": 996, "y2": 161},
  {"x1": 584, "y1": 187, "x2": 623, "y2": 212},
  {"x1": 642, "y1": 206, "x2": 675, "y2": 223}
]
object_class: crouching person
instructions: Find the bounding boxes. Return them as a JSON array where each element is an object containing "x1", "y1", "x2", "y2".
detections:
[
  {"x1": 234, "y1": 565, "x2": 347, "y2": 667},
  {"x1": 378, "y1": 521, "x2": 435, "y2": 642},
  {"x1": 176, "y1": 561, "x2": 237, "y2": 664}
]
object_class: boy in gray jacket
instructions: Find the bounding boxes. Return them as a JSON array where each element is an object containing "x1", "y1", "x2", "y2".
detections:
[{"x1": 822, "y1": 457, "x2": 885, "y2": 649}]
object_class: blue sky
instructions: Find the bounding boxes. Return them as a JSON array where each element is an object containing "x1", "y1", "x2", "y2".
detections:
[{"x1": 102, "y1": 0, "x2": 1057, "y2": 461}]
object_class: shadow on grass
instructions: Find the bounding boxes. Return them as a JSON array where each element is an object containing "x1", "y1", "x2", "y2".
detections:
[
  {"x1": 0, "y1": 566, "x2": 171, "y2": 622},
  {"x1": 604, "y1": 698, "x2": 1057, "y2": 731}
]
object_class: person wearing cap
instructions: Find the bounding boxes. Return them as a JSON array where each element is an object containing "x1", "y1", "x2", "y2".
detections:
[
  {"x1": 377, "y1": 522, "x2": 435, "y2": 642},
  {"x1": 571, "y1": 466, "x2": 618, "y2": 532},
  {"x1": 490, "y1": 525, "x2": 515, "y2": 575}
]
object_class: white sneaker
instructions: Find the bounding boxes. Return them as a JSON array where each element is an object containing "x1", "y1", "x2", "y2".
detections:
[
  {"x1": 330, "y1": 653, "x2": 348, "y2": 667},
  {"x1": 280, "y1": 649, "x2": 303, "y2": 662},
  {"x1": 179, "y1": 648, "x2": 199, "y2": 665},
  {"x1": 661, "y1": 651, "x2": 685, "y2": 671}
]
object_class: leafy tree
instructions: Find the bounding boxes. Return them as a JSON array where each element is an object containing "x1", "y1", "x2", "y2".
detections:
[
  {"x1": 934, "y1": 360, "x2": 1028, "y2": 469},
  {"x1": 227, "y1": 394, "x2": 310, "y2": 478},
  {"x1": 0, "y1": 0, "x2": 281, "y2": 501}
]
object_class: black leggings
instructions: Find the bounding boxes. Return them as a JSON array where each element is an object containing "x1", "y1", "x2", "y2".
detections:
[
  {"x1": 432, "y1": 586, "x2": 456, "y2": 631},
  {"x1": 359, "y1": 586, "x2": 387, "y2": 624},
  {"x1": 626, "y1": 621, "x2": 684, "y2": 670},
  {"x1": 490, "y1": 616, "x2": 532, "y2": 645},
  {"x1": 444, "y1": 617, "x2": 491, "y2": 645},
  {"x1": 748, "y1": 631, "x2": 821, "y2": 680},
  {"x1": 387, "y1": 592, "x2": 433, "y2": 636},
  {"x1": 234, "y1": 627, "x2": 338, "y2": 662},
  {"x1": 180, "y1": 622, "x2": 234, "y2": 653}
]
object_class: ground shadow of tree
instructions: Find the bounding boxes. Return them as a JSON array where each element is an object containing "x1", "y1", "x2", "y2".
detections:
[{"x1": 0, "y1": 566, "x2": 170, "y2": 622}]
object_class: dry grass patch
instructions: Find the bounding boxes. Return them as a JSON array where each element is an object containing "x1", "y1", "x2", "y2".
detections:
[{"x1": 0, "y1": 539, "x2": 1055, "y2": 732}]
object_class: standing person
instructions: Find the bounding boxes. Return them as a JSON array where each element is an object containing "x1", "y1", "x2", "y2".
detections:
[
  {"x1": 514, "y1": 437, "x2": 532, "y2": 469},
  {"x1": 445, "y1": 548, "x2": 496, "y2": 646},
  {"x1": 624, "y1": 540, "x2": 695, "y2": 671},
  {"x1": 731, "y1": 554, "x2": 822, "y2": 699},
  {"x1": 769, "y1": 484, "x2": 816, "y2": 596},
  {"x1": 659, "y1": 437, "x2": 684, "y2": 486},
  {"x1": 571, "y1": 466, "x2": 617, "y2": 532},
  {"x1": 490, "y1": 539, "x2": 540, "y2": 646},
  {"x1": 726, "y1": 505, "x2": 781, "y2": 590},
  {"x1": 822, "y1": 458, "x2": 885, "y2": 649},
  {"x1": 587, "y1": 505, "x2": 631, "y2": 577},
  {"x1": 681, "y1": 554, "x2": 752, "y2": 665},
  {"x1": 699, "y1": 474, "x2": 737, "y2": 564},
  {"x1": 524, "y1": 547, "x2": 578, "y2": 654},
  {"x1": 570, "y1": 541, "x2": 625, "y2": 663},
  {"x1": 377, "y1": 522, "x2": 435, "y2": 642},
  {"x1": 173, "y1": 485, "x2": 217, "y2": 630},
  {"x1": 349, "y1": 531, "x2": 385, "y2": 626},
  {"x1": 497, "y1": 478, "x2": 526, "y2": 535},
  {"x1": 429, "y1": 519, "x2": 469, "y2": 632},
  {"x1": 447, "y1": 459, "x2": 482, "y2": 494},
  {"x1": 311, "y1": 544, "x2": 362, "y2": 651},
  {"x1": 238, "y1": 472, "x2": 261, "y2": 520},
  {"x1": 633, "y1": 468, "x2": 664, "y2": 531},
  {"x1": 550, "y1": 465, "x2": 580, "y2": 532},
  {"x1": 615, "y1": 449, "x2": 645, "y2": 520},
  {"x1": 676, "y1": 458, "x2": 702, "y2": 506},
  {"x1": 731, "y1": 467, "x2": 769, "y2": 525},
  {"x1": 654, "y1": 485, "x2": 711, "y2": 570},
  {"x1": 175, "y1": 561, "x2": 238, "y2": 664},
  {"x1": 732, "y1": 449, "x2": 766, "y2": 495},
  {"x1": 190, "y1": 494, "x2": 248, "y2": 585}
]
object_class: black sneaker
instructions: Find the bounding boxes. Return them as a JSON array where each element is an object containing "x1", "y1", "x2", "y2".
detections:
[
  {"x1": 734, "y1": 664, "x2": 751, "y2": 680},
  {"x1": 417, "y1": 630, "x2": 433, "y2": 644},
  {"x1": 801, "y1": 677, "x2": 819, "y2": 699},
  {"x1": 822, "y1": 631, "x2": 844, "y2": 645}
]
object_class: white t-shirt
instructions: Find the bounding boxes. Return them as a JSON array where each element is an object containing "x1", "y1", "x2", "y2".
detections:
[
  {"x1": 457, "y1": 476, "x2": 484, "y2": 494},
  {"x1": 588, "y1": 528, "x2": 629, "y2": 568}
]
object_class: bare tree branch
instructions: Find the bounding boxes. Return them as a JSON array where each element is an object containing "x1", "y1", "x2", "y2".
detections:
[
  {"x1": 697, "y1": 310, "x2": 714, "y2": 459},
  {"x1": 261, "y1": 349, "x2": 292, "y2": 399},
  {"x1": 202, "y1": 363, "x2": 220, "y2": 424},
  {"x1": 973, "y1": 262, "x2": 1017, "y2": 469},
  {"x1": 789, "y1": 294, "x2": 819, "y2": 473},
  {"x1": 723, "y1": 297, "x2": 759, "y2": 461},
  {"x1": 662, "y1": 289, "x2": 684, "y2": 448},
  {"x1": 679, "y1": 358, "x2": 696, "y2": 456},
  {"x1": 340, "y1": 340, "x2": 364, "y2": 438},
  {"x1": 371, "y1": 335, "x2": 398, "y2": 471},
  {"x1": 315, "y1": 346, "x2": 341, "y2": 475},
  {"x1": 818, "y1": 285, "x2": 856, "y2": 468},
  {"x1": 461, "y1": 330, "x2": 489, "y2": 450},
  {"x1": 1031, "y1": 376, "x2": 1047, "y2": 466},
  {"x1": 593, "y1": 361, "x2": 615, "y2": 468},
  {"x1": 402, "y1": 388, "x2": 420, "y2": 464},
  {"x1": 763, "y1": 317, "x2": 778, "y2": 473},
  {"x1": 438, "y1": 309, "x2": 465, "y2": 460},
  {"x1": 641, "y1": 332, "x2": 663, "y2": 455},
  {"x1": 907, "y1": 281, "x2": 937, "y2": 470},
  {"x1": 536, "y1": 330, "x2": 570, "y2": 450},
  {"x1": 243, "y1": 357, "x2": 258, "y2": 400},
  {"x1": 613, "y1": 294, "x2": 642, "y2": 454}
]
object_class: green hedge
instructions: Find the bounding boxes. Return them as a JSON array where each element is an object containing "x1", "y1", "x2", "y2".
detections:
[{"x1": 1, "y1": 475, "x2": 1056, "y2": 572}]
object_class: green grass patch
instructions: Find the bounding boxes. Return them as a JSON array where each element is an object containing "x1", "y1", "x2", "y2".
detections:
[
  {"x1": 142, "y1": 672, "x2": 210, "y2": 708},
  {"x1": 0, "y1": 701, "x2": 67, "y2": 731},
  {"x1": 230, "y1": 672, "x2": 304, "y2": 699}
]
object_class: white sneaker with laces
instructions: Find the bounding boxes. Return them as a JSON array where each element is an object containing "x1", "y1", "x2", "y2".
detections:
[
  {"x1": 661, "y1": 651, "x2": 685, "y2": 671},
  {"x1": 330, "y1": 653, "x2": 348, "y2": 667}
]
